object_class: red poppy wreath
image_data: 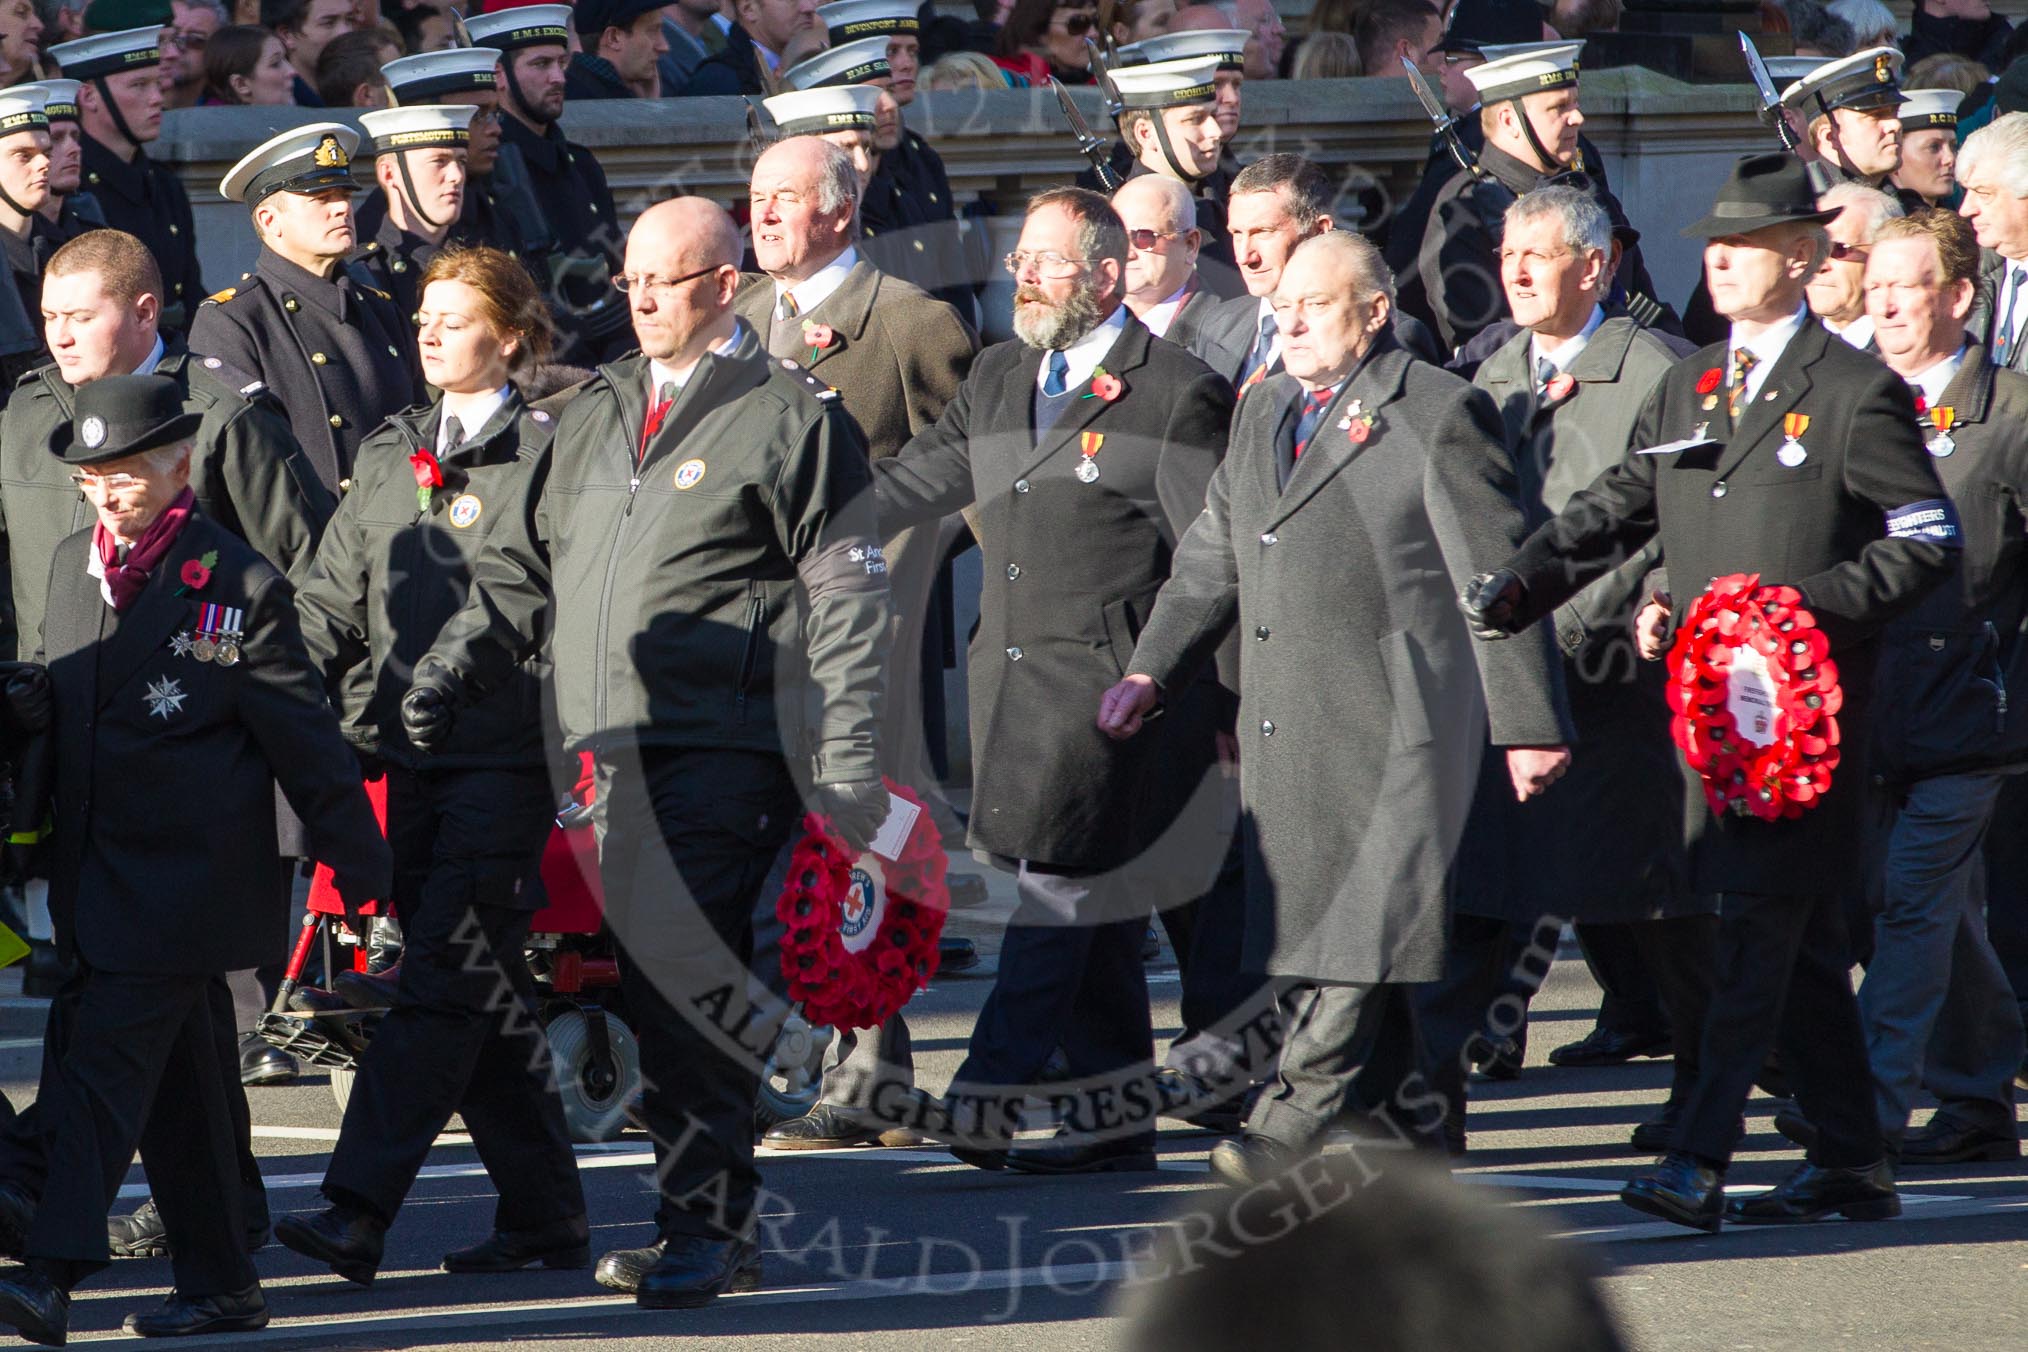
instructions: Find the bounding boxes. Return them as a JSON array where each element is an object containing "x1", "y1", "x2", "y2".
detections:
[
  {"x1": 1664, "y1": 573, "x2": 1844, "y2": 821},
  {"x1": 775, "y1": 779, "x2": 950, "y2": 1030}
]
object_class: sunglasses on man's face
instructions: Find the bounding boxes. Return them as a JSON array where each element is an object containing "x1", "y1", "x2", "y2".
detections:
[{"x1": 1127, "y1": 228, "x2": 1178, "y2": 250}]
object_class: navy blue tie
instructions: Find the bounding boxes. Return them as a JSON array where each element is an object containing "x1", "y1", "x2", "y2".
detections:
[
  {"x1": 1999, "y1": 269, "x2": 2026, "y2": 366},
  {"x1": 1245, "y1": 313, "x2": 1277, "y2": 381},
  {"x1": 1292, "y1": 386, "x2": 1334, "y2": 459},
  {"x1": 1042, "y1": 350, "x2": 1070, "y2": 397}
]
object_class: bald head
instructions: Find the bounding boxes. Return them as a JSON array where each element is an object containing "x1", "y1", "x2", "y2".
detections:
[
  {"x1": 1114, "y1": 174, "x2": 1201, "y2": 311},
  {"x1": 623, "y1": 196, "x2": 743, "y2": 366},
  {"x1": 1171, "y1": 5, "x2": 1229, "y2": 28}
]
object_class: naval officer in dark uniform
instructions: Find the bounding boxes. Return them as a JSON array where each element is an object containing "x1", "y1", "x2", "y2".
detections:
[
  {"x1": 48, "y1": 22, "x2": 203, "y2": 339},
  {"x1": 465, "y1": 3, "x2": 630, "y2": 367},
  {"x1": 1467, "y1": 154, "x2": 1960, "y2": 1233},
  {"x1": 190, "y1": 123, "x2": 421, "y2": 495},
  {"x1": 373, "y1": 48, "x2": 514, "y2": 263},
  {"x1": 0, "y1": 375, "x2": 387, "y2": 1345},
  {"x1": 351, "y1": 104, "x2": 476, "y2": 325}
]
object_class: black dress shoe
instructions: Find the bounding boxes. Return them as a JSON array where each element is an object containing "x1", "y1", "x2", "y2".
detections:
[
  {"x1": 0, "y1": 1182, "x2": 34, "y2": 1260},
  {"x1": 1620, "y1": 1152, "x2": 1725, "y2": 1233},
  {"x1": 121, "y1": 1284, "x2": 269, "y2": 1337},
  {"x1": 596, "y1": 1236, "x2": 760, "y2": 1300},
  {"x1": 946, "y1": 874, "x2": 990, "y2": 910},
  {"x1": 1549, "y1": 1026, "x2": 1672, "y2": 1068},
  {"x1": 19, "y1": 944, "x2": 68, "y2": 1000},
  {"x1": 636, "y1": 1235, "x2": 763, "y2": 1309},
  {"x1": 0, "y1": 1267, "x2": 69, "y2": 1346},
  {"x1": 287, "y1": 986, "x2": 367, "y2": 1018},
  {"x1": 1631, "y1": 1108, "x2": 1744, "y2": 1155},
  {"x1": 273, "y1": 1205, "x2": 386, "y2": 1287},
  {"x1": 331, "y1": 966, "x2": 400, "y2": 1010},
  {"x1": 109, "y1": 1198, "x2": 270, "y2": 1259},
  {"x1": 1005, "y1": 1136, "x2": 1157, "y2": 1175},
  {"x1": 1152, "y1": 1068, "x2": 1245, "y2": 1135},
  {"x1": 1472, "y1": 1033, "x2": 1525, "y2": 1081},
  {"x1": 937, "y1": 936, "x2": 980, "y2": 974},
  {"x1": 1207, "y1": 1133, "x2": 1294, "y2": 1187},
  {"x1": 1726, "y1": 1160, "x2": 1899, "y2": 1224},
  {"x1": 1771, "y1": 1100, "x2": 1818, "y2": 1151},
  {"x1": 1899, "y1": 1115, "x2": 2020, "y2": 1165},
  {"x1": 442, "y1": 1217, "x2": 591, "y2": 1273},
  {"x1": 238, "y1": 1035, "x2": 298, "y2": 1087},
  {"x1": 762, "y1": 1102, "x2": 923, "y2": 1150}
]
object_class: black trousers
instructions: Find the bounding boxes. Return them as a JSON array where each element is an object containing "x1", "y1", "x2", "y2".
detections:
[
  {"x1": 596, "y1": 748, "x2": 798, "y2": 1241},
  {"x1": 952, "y1": 862, "x2": 1154, "y2": 1143},
  {"x1": 27, "y1": 965, "x2": 251, "y2": 1295},
  {"x1": 1574, "y1": 921, "x2": 1671, "y2": 1040},
  {"x1": 1412, "y1": 913, "x2": 1559, "y2": 1124},
  {"x1": 1166, "y1": 830, "x2": 1256, "y2": 1048},
  {"x1": 324, "y1": 766, "x2": 583, "y2": 1232},
  {"x1": 1674, "y1": 892, "x2": 1880, "y2": 1169},
  {"x1": 1627, "y1": 914, "x2": 1717, "y2": 1111}
]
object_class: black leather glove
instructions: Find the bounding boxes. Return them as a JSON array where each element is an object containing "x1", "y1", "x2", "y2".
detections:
[
  {"x1": 1459, "y1": 569, "x2": 1526, "y2": 641},
  {"x1": 814, "y1": 778, "x2": 889, "y2": 854},
  {"x1": 3, "y1": 665, "x2": 51, "y2": 736},
  {"x1": 400, "y1": 679, "x2": 456, "y2": 751}
]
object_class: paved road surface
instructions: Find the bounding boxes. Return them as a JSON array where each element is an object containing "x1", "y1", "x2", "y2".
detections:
[{"x1": 0, "y1": 862, "x2": 2022, "y2": 1350}]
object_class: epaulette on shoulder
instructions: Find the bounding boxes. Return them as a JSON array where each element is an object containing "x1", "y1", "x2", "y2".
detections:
[
  {"x1": 192, "y1": 353, "x2": 273, "y2": 405},
  {"x1": 204, "y1": 287, "x2": 236, "y2": 305},
  {"x1": 768, "y1": 356, "x2": 840, "y2": 403}
]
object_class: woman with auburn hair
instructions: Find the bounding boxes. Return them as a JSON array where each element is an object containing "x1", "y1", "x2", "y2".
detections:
[
  {"x1": 1099, "y1": 0, "x2": 1176, "y2": 46},
  {"x1": 278, "y1": 245, "x2": 590, "y2": 1288}
]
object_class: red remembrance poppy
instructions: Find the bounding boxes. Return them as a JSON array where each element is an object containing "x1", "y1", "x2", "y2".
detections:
[{"x1": 1695, "y1": 368, "x2": 1721, "y2": 395}]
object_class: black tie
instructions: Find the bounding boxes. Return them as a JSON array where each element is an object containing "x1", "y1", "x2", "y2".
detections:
[{"x1": 442, "y1": 415, "x2": 465, "y2": 454}]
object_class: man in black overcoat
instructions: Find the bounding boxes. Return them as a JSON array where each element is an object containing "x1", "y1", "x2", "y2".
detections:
[
  {"x1": 875, "y1": 186, "x2": 1236, "y2": 1175},
  {"x1": 1467, "y1": 154, "x2": 1961, "y2": 1232}
]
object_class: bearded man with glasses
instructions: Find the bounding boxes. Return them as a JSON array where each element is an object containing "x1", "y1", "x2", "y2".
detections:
[{"x1": 874, "y1": 186, "x2": 1236, "y2": 1176}]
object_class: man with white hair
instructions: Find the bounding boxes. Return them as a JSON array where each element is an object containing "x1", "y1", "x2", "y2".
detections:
[
  {"x1": 1100, "y1": 228, "x2": 1571, "y2": 1183},
  {"x1": 1113, "y1": 173, "x2": 1215, "y2": 344},
  {"x1": 730, "y1": 134, "x2": 981, "y2": 1154},
  {"x1": 1808, "y1": 182, "x2": 1904, "y2": 351},
  {"x1": 1958, "y1": 112, "x2": 2028, "y2": 374}
]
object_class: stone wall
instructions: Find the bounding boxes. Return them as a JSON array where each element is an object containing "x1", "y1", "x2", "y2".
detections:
[{"x1": 161, "y1": 67, "x2": 1768, "y2": 321}]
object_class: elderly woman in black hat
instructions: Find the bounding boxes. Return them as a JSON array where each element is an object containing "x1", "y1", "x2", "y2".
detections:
[{"x1": 0, "y1": 373, "x2": 387, "y2": 1343}]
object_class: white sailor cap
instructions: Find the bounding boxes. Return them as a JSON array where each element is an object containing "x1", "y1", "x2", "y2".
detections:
[
  {"x1": 49, "y1": 25, "x2": 163, "y2": 81},
  {"x1": 464, "y1": 4, "x2": 571, "y2": 53},
  {"x1": 1117, "y1": 28, "x2": 1248, "y2": 72},
  {"x1": 359, "y1": 103, "x2": 476, "y2": 156},
  {"x1": 783, "y1": 36, "x2": 891, "y2": 89},
  {"x1": 1897, "y1": 88, "x2": 1959, "y2": 131},
  {"x1": 1779, "y1": 45, "x2": 1904, "y2": 116},
  {"x1": 1110, "y1": 55, "x2": 1221, "y2": 110},
  {"x1": 1763, "y1": 55, "x2": 1831, "y2": 86},
  {"x1": 763, "y1": 83, "x2": 882, "y2": 136},
  {"x1": 219, "y1": 122, "x2": 360, "y2": 205},
  {"x1": 818, "y1": 0, "x2": 919, "y2": 45},
  {"x1": 0, "y1": 85, "x2": 50, "y2": 138},
  {"x1": 29, "y1": 79, "x2": 81, "y2": 122},
  {"x1": 381, "y1": 47, "x2": 500, "y2": 103},
  {"x1": 1464, "y1": 40, "x2": 1582, "y2": 103}
]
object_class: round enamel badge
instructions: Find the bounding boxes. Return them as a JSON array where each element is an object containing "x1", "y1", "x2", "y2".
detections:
[
  {"x1": 448, "y1": 493, "x2": 483, "y2": 528},
  {"x1": 674, "y1": 459, "x2": 707, "y2": 490},
  {"x1": 80, "y1": 416, "x2": 106, "y2": 448}
]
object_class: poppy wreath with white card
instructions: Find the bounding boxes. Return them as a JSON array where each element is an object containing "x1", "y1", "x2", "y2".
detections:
[
  {"x1": 1663, "y1": 573, "x2": 1845, "y2": 821},
  {"x1": 775, "y1": 778, "x2": 950, "y2": 1030}
]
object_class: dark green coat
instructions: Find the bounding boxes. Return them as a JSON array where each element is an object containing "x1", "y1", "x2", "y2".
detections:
[
  {"x1": 295, "y1": 389, "x2": 556, "y2": 770},
  {"x1": 421, "y1": 324, "x2": 891, "y2": 783}
]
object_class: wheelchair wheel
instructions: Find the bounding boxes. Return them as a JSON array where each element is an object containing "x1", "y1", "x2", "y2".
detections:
[
  {"x1": 545, "y1": 1005, "x2": 641, "y2": 1144},
  {"x1": 329, "y1": 1066, "x2": 354, "y2": 1117},
  {"x1": 755, "y1": 1012, "x2": 832, "y2": 1132}
]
